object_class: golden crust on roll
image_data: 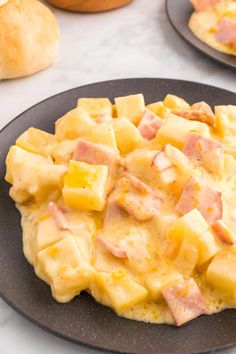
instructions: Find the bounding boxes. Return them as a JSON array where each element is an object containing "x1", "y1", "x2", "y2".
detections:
[
  {"x1": 0, "y1": 0, "x2": 60, "y2": 80},
  {"x1": 189, "y1": 1, "x2": 236, "y2": 56}
]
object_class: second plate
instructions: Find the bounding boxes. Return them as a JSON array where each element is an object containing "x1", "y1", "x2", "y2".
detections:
[{"x1": 166, "y1": 0, "x2": 236, "y2": 70}]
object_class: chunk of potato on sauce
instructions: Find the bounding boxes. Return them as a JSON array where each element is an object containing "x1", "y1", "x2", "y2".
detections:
[
  {"x1": 55, "y1": 107, "x2": 96, "y2": 141},
  {"x1": 115, "y1": 94, "x2": 145, "y2": 125},
  {"x1": 163, "y1": 94, "x2": 190, "y2": 110},
  {"x1": 5, "y1": 146, "x2": 67, "y2": 203},
  {"x1": 113, "y1": 118, "x2": 145, "y2": 155},
  {"x1": 63, "y1": 160, "x2": 108, "y2": 211},
  {"x1": 77, "y1": 98, "x2": 112, "y2": 118},
  {"x1": 84, "y1": 123, "x2": 118, "y2": 152},
  {"x1": 16, "y1": 127, "x2": 55, "y2": 157},
  {"x1": 91, "y1": 271, "x2": 148, "y2": 312},
  {"x1": 145, "y1": 270, "x2": 183, "y2": 301},
  {"x1": 37, "y1": 236, "x2": 93, "y2": 303},
  {"x1": 207, "y1": 248, "x2": 236, "y2": 297},
  {"x1": 154, "y1": 115, "x2": 210, "y2": 149},
  {"x1": 215, "y1": 105, "x2": 236, "y2": 137},
  {"x1": 168, "y1": 209, "x2": 220, "y2": 265}
]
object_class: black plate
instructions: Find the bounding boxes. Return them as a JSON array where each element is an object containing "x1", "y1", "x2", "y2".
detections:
[
  {"x1": 1, "y1": 78, "x2": 236, "y2": 354},
  {"x1": 166, "y1": 0, "x2": 236, "y2": 70}
]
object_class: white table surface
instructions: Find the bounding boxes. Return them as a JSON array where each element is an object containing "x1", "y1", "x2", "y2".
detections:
[{"x1": 0, "y1": 1, "x2": 235, "y2": 353}]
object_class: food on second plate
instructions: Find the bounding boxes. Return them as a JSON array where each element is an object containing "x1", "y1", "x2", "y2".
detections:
[
  {"x1": 5, "y1": 92, "x2": 236, "y2": 326},
  {"x1": 0, "y1": 0, "x2": 59, "y2": 80},
  {"x1": 189, "y1": 0, "x2": 236, "y2": 56}
]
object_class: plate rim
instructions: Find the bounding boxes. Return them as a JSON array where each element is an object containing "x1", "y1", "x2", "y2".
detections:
[
  {"x1": 1, "y1": 77, "x2": 236, "y2": 354},
  {"x1": 165, "y1": 0, "x2": 236, "y2": 71},
  {"x1": 1, "y1": 77, "x2": 236, "y2": 135}
]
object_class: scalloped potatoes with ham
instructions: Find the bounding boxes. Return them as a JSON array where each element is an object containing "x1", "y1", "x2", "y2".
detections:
[
  {"x1": 5, "y1": 93, "x2": 236, "y2": 326},
  {"x1": 189, "y1": 0, "x2": 236, "y2": 56}
]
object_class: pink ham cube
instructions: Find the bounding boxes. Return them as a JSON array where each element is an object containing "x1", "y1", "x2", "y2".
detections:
[
  {"x1": 176, "y1": 176, "x2": 223, "y2": 224},
  {"x1": 162, "y1": 278, "x2": 205, "y2": 326},
  {"x1": 73, "y1": 139, "x2": 117, "y2": 168},
  {"x1": 48, "y1": 202, "x2": 69, "y2": 231},
  {"x1": 96, "y1": 237, "x2": 127, "y2": 259},
  {"x1": 183, "y1": 133, "x2": 224, "y2": 174},
  {"x1": 175, "y1": 101, "x2": 216, "y2": 126},
  {"x1": 113, "y1": 173, "x2": 162, "y2": 221},
  {"x1": 215, "y1": 19, "x2": 236, "y2": 47},
  {"x1": 138, "y1": 109, "x2": 163, "y2": 140}
]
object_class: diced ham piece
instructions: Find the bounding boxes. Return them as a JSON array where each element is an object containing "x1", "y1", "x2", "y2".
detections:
[
  {"x1": 212, "y1": 219, "x2": 236, "y2": 245},
  {"x1": 114, "y1": 173, "x2": 162, "y2": 221},
  {"x1": 73, "y1": 139, "x2": 117, "y2": 167},
  {"x1": 183, "y1": 133, "x2": 224, "y2": 174},
  {"x1": 138, "y1": 109, "x2": 163, "y2": 140},
  {"x1": 215, "y1": 19, "x2": 236, "y2": 48},
  {"x1": 103, "y1": 201, "x2": 126, "y2": 226},
  {"x1": 175, "y1": 176, "x2": 223, "y2": 224},
  {"x1": 96, "y1": 237, "x2": 127, "y2": 259},
  {"x1": 162, "y1": 278, "x2": 205, "y2": 326},
  {"x1": 122, "y1": 172, "x2": 158, "y2": 195},
  {"x1": 152, "y1": 151, "x2": 173, "y2": 172},
  {"x1": 184, "y1": 133, "x2": 222, "y2": 160},
  {"x1": 175, "y1": 101, "x2": 216, "y2": 126},
  {"x1": 48, "y1": 202, "x2": 69, "y2": 231},
  {"x1": 191, "y1": 0, "x2": 222, "y2": 12}
]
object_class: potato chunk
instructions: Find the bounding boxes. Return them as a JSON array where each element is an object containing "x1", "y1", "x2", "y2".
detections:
[
  {"x1": 51, "y1": 140, "x2": 78, "y2": 164},
  {"x1": 207, "y1": 248, "x2": 236, "y2": 296},
  {"x1": 37, "y1": 236, "x2": 93, "y2": 302},
  {"x1": 115, "y1": 94, "x2": 145, "y2": 125},
  {"x1": 77, "y1": 98, "x2": 112, "y2": 118},
  {"x1": 84, "y1": 123, "x2": 118, "y2": 151},
  {"x1": 5, "y1": 146, "x2": 67, "y2": 203},
  {"x1": 215, "y1": 105, "x2": 236, "y2": 137},
  {"x1": 154, "y1": 115, "x2": 210, "y2": 149},
  {"x1": 146, "y1": 101, "x2": 166, "y2": 117},
  {"x1": 168, "y1": 209, "x2": 220, "y2": 265},
  {"x1": 91, "y1": 272, "x2": 148, "y2": 312},
  {"x1": 113, "y1": 118, "x2": 145, "y2": 154},
  {"x1": 55, "y1": 107, "x2": 96, "y2": 141},
  {"x1": 125, "y1": 149, "x2": 158, "y2": 186},
  {"x1": 16, "y1": 127, "x2": 55, "y2": 157},
  {"x1": 163, "y1": 94, "x2": 190, "y2": 110},
  {"x1": 174, "y1": 240, "x2": 198, "y2": 276},
  {"x1": 145, "y1": 270, "x2": 183, "y2": 301},
  {"x1": 63, "y1": 160, "x2": 108, "y2": 211}
]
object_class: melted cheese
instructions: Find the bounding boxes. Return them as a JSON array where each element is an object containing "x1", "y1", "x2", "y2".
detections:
[{"x1": 5, "y1": 93, "x2": 236, "y2": 326}]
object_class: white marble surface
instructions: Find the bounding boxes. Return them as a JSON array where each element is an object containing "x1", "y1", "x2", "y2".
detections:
[{"x1": 0, "y1": 0, "x2": 235, "y2": 353}]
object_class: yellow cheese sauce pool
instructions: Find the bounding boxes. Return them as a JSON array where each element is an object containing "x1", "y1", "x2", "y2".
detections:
[{"x1": 5, "y1": 93, "x2": 236, "y2": 326}]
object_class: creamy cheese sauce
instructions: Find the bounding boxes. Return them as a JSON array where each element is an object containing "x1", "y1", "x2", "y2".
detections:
[{"x1": 5, "y1": 94, "x2": 236, "y2": 326}]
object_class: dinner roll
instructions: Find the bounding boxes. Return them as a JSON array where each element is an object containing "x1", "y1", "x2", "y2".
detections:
[{"x1": 0, "y1": 0, "x2": 59, "y2": 80}]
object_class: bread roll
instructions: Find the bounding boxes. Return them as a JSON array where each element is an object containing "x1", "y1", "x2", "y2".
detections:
[
  {"x1": 46, "y1": 0, "x2": 133, "y2": 13},
  {"x1": 0, "y1": 0, "x2": 59, "y2": 80}
]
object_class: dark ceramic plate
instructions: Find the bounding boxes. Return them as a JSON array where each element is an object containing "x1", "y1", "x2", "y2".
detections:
[
  {"x1": 166, "y1": 0, "x2": 236, "y2": 70},
  {"x1": 1, "y1": 78, "x2": 236, "y2": 354}
]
